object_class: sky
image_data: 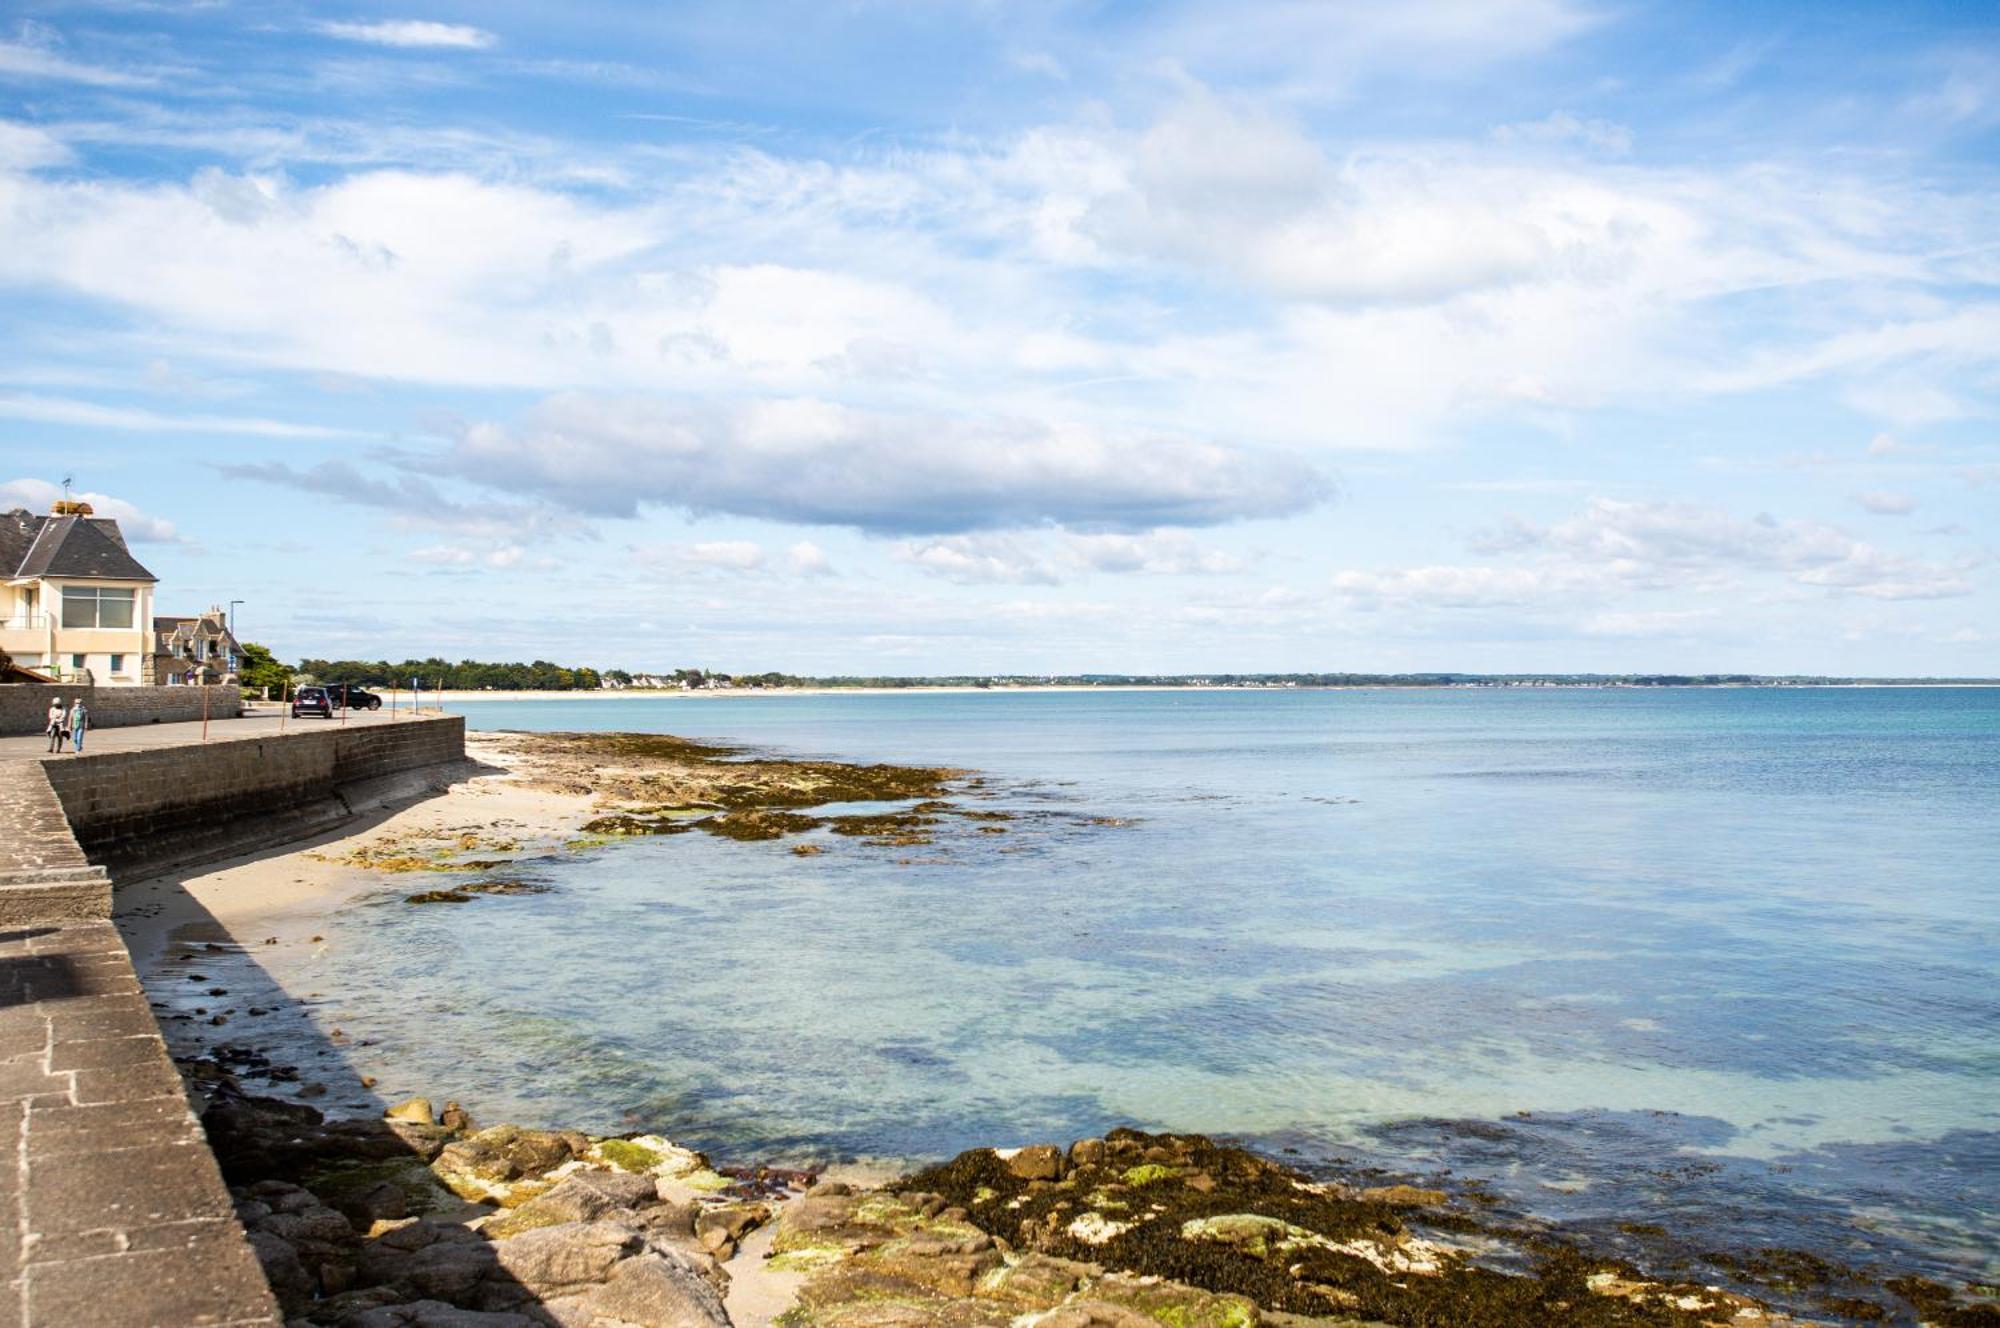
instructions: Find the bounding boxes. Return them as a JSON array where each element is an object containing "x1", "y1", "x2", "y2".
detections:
[{"x1": 1, "y1": 1, "x2": 1996, "y2": 676}]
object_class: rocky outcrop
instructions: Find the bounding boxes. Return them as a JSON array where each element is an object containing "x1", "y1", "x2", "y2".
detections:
[{"x1": 195, "y1": 1075, "x2": 768, "y2": 1327}]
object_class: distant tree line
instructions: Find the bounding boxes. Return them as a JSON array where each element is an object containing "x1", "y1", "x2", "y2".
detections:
[{"x1": 296, "y1": 657, "x2": 603, "y2": 690}]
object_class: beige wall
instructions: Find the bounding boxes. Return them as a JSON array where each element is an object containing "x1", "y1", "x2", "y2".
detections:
[{"x1": 0, "y1": 578, "x2": 153, "y2": 685}]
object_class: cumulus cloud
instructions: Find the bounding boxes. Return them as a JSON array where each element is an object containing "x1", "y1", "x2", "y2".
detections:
[
  {"x1": 1495, "y1": 498, "x2": 1971, "y2": 600},
  {"x1": 1852, "y1": 491, "x2": 1917, "y2": 516},
  {"x1": 0, "y1": 477, "x2": 179, "y2": 542},
  {"x1": 216, "y1": 460, "x2": 570, "y2": 541},
  {"x1": 636, "y1": 538, "x2": 836, "y2": 578},
  {"x1": 442, "y1": 394, "x2": 1328, "y2": 535},
  {"x1": 1337, "y1": 498, "x2": 1973, "y2": 608},
  {"x1": 896, "y1": 529, "x2": 1247, "y2": 584},
  {"x1": 317, "y1": 21, "x2": 497, "y2": 50},
  {"x1": 0, "y1": 121, "x2": 71, "y2": 172}
]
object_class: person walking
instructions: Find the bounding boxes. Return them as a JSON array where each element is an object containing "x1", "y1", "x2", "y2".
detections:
[
  {"x1": 69, "y1": 697, "x2": 89, "y2": 753},
  {"x1": 44, "y1": 697, "x2": 68, "y2": 754}
]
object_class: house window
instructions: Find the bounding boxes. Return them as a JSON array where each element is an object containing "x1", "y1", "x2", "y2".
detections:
[
  {"x1": 71, "y1": 654, "x2": 87, "y2": 671},
  {"x1": 110, "y1": 654, "x2": 125, "y2": 673},
  {"x1": 61, "y1": 587, "x2": 136, "y2": 629}
]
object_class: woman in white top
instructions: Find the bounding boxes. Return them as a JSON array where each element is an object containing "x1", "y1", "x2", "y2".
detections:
[{"x1": 44, "y1": 699, "x2": 68, "y2": 754}]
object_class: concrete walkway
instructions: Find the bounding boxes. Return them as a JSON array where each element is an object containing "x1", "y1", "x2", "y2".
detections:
[
  {"x1": 0, "y1": 920, "x2": 280, "y2": 1327},
  {"x1": 0, "y1": 706, "x2": 433, "y2": 760},
  {"x1": 0, "y1": 709, "x2": 468, "y2": 1324},
  {"x1": 0, "y1": 765, "x2": 109, "y2": 926}
]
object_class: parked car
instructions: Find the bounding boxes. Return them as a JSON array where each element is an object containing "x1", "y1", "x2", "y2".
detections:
[
  {"x1": 325, "y1": 683, "x2": 384, "y2": 711},
  {"x1": 292, "y1": 685, "x2": 333, "y2": 718}
]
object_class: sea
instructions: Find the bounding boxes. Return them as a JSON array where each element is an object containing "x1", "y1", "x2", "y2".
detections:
[{"x1": 300, "y1": 687, "x2": 1998, "y2": 1290}]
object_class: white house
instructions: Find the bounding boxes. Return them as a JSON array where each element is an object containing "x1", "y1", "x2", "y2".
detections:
[{"x1": 1, "y1": 501, "x2": 159, "y2": 686}]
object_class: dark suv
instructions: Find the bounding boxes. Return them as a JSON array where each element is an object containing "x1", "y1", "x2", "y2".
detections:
[
  {"x1": 326, "y1": 683, "x2": 384, "y2": 711},
  {"x1": 292, "y1": 683, "x2": 384, "y2": 716}
]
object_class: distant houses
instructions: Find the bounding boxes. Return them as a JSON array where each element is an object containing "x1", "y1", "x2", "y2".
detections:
[
  {"x1": 1, "y1": 501, "x2": 159, "y2": 686},
  {"x1": 152, "y1": 608, "x2": 244, "y2": 685}
]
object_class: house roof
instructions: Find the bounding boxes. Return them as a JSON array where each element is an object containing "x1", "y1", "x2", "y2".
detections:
[{"x1": 2, "y1": 510, "x2": 157, "y2": 583}]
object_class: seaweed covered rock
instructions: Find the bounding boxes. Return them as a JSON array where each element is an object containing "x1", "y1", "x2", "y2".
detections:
[
  {"x1": 896, "y1": 1129, "x2": 1825, "y2": 1328},
  {"x1": 431, "y1": 1124, "x2": 589, "y2": 1205},
  {"x1": 479, "y1": 1168, "x2": 662, "y2": 1238}
]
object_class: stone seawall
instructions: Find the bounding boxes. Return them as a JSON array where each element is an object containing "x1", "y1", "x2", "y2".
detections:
[
  {"x1": 40, "y1": 715, "x2": 466, "y2": 880},
  {"x1": 0, "y1": 682, "x2": 243, "y2": 736}
]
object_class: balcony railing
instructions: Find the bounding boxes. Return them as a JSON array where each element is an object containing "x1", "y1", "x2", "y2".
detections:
[{"x1": 0, "y1": 614, "x2": 50, "y2": 631}]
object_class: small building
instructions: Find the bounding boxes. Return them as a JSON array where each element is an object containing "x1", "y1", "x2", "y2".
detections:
[
  {"x1": 152, "y1": 607, "x2": 244, "y2": 685},
  {"x1": 0, "y1": 502, "x2": 158, "y2": 686}
]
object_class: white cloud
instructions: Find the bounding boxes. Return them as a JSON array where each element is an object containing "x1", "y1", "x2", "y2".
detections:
[
  {"x1": 1852, "y1": 491, "x2": 1917, "y2": 516},
  {"x1": 895, "y1": 534, "x2": 1065, "y2": 585},
  {"x1": 0, "y1": 392, "x2": 353, "y2": 438},
  {"x1": 896, "y1": 529, "x2": 1247, "y2": 584},
  {"x1": 1333, "y1": 498, "x2": 1974, "y2": 609},
  {"x1": 681, "y1": 540, "x2": 767, "y2": 571},
  {"x1": 443, "y1": 394, "x2": 1327, "y2": 535},
  {"x1": 1150, "y1": 0, "x2": 1601, "y2": 92},
  {"x1": 0, "y1": 120, "x2": 71, "y2": 171},
  {"x1": 636, "y1": 538, "x2": 837, "y2": 579},
  {"x1": 1491, "y1": 110, "x2": 1633, "y2": 155},
  {"x1": 785, "y1": 541, "x2": 834, "y2": 577},
  {"x1": 1, "y1": 88, "x2": 1992, "y2": 460},
  {"x1": 317, "y1": 21, "x2": 497, "y2": 51},
  {"x1": 0, "y1": 27, "x2": 158, "y2": 87},
  {"x1": 0, "y1": 477, "x2": 179, "y2": 542}
]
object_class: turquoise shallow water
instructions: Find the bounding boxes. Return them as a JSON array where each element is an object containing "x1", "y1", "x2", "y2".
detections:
[{"x1": 312, "y1": 688, "x2": 1997, "y2": 1283}]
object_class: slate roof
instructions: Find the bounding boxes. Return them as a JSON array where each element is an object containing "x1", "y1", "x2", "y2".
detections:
[{"x1": 1, "y1": 510, "x2": 157, "y2": 583}]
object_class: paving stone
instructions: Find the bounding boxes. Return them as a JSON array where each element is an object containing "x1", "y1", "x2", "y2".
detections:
[
  {"x1": 48, "y1": 1033, "x2": 173, "y2": 1074},
  {"x1": 27, "y1": 1140, "x2": 236, "y2": 1234},
  {"x1": 29, "y1": 1098, "x2": 201, "y2": 1156},
  {"x1": 70, "y1": 1057, "x2": 185, "y2": 1105},
  {"x1": 26, "y1": 1234, "x2": 281, "y2": 1327}
]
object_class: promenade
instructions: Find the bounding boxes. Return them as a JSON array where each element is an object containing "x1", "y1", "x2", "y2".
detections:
[
  {"x1": 0, "y1": 708, "x2": 464, "y2": 1325},
  {"x1": 0, "y1": 705, "x2": 421, "y2": 760}
]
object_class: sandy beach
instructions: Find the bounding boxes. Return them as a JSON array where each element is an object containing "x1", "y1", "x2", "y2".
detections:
[{"x1": 118, "y1": 730, "x2": 597, "y2": 972}]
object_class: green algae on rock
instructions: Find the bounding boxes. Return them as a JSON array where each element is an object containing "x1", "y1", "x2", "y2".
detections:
[{"x1": 894, "y1": 1129, "x2": 1839, "y2": 1328}]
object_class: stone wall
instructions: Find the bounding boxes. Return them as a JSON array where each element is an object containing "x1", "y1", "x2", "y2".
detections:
[
  {"x1": 0, "y1": 682, "x2": 242, "y2": 735},
  {"x1": 41, "y1": 715, "x2": 465, "y2": 878}
]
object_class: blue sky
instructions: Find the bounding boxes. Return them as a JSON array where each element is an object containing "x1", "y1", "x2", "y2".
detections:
[{"x1": 1, "y1": 1, "x2": 1995, "y2": 675}]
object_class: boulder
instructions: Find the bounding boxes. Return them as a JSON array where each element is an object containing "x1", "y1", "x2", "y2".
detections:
[
  {"x1": 1068, "y1": 1139, "x2": 1107, "y2": 1168},
  {"x1": 343, "y1": 1299, "x2": 542, "y2": 1327},
  {"x1": 245, "y1": 1228, "x2": 311, "y2": 1314},
  {"x1": 356, "y1": 1218, "x2": 492, "y2": 1297},
  {"x1": 488, "y1": 1220, "x2": 641, "y2": 1298},
  {"x1": 1355, "y1": 1185, "x2": 1447, "y2": 1208},
  {"x1": 234, "y1": 1181, "x2": 357, "y2": 1297},
  {"x1": 433, "y1": 1125, "x2": 584, "y2": 1204},
  {"x1": 693, "y1": 1201, "x2": 770, "y2": 1246},
  {"x1": 974, "y1": 1253, "x2": 1099, "y2": 1309},
  {"x1": 385, "y1": 1098, "x2": 435, "y2": 1125},
  {"x1": 337, "y1": 1181, "x2": 411, "y2": 1228},
  {"x1": 1003, "y1": 1145, "x2": 1066, "y2": 1181},
  {"x1": 577, "y1": 1249, "x2": 732, "y2": 1328},
  {"x1": 480, "y1": 1170, "x2": 658, "y2": 1239}
]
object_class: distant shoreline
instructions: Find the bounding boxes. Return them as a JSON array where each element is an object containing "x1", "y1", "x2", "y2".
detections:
[{"x1": 395, "y1": 682, "x2": 2000, "y2": 703}]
